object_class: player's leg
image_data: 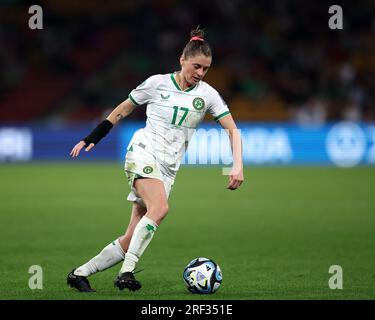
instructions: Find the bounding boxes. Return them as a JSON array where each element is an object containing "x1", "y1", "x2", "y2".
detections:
[
  {"x1": 118, "y1": 202, "x2": 147, "y2": 252},
  {"x1": 123, "y1": 177, "x2": 169, "y2": 271},
  {"x1": 67, "y1": 202, "x2": 146, "y2": 292},
  {"x1": 133, "y1": 177, "x2": 169, "y2": 225},
  {"x1": 73, "y1": 202, "x2": 146, "y2": 277},
  {"x1": 115, "y1": 178, "x2": 168, "y2": 291},
  {"x1": 67, "y1": 238, "x2": 125, "y2": 292}
]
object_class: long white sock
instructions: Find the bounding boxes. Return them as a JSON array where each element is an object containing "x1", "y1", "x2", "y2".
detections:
[
  {"x1": 74, "y1": 239, "x2": 125, "y2": 277},
  {"x1": 120, "y1": 216, "x2": 158, "y2": 274}
]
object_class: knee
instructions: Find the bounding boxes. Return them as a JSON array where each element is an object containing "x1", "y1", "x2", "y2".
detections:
[
  {"x1": 158, "y1": 202, "x2": 169, "y2": 221},
  {"x1": 149, "y1": 202, "x2": 169, "y2": 222},
  {"x1": 160, "y1": 203, "x2": 169, "y2": 217}
]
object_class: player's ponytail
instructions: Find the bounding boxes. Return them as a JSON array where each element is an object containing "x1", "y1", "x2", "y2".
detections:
[{"x1": 182, "y1": 26, "x2": 212, "y2": 59}]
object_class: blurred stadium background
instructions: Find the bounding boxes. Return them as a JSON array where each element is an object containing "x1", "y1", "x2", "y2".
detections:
[
  {"x1": 0, "y1": 0, "x2": 374, "y2": 299},
  {"x1": 1, "y1": 0, "x2": 375, "y2": 164}
]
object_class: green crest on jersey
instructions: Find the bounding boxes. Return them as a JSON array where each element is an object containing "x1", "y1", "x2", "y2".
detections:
[
  {"x1": 193, "y1": 97, "x2": 205, "y2": 110},
  {"x1": 143, "y1": 166, "x2": 153, "y2": 174}
]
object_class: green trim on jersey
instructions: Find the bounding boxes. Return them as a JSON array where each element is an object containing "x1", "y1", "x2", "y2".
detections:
[
  {"x1": 214, "y1": 111, "x2": 230, "y2": 121},
  {"x1": 185, "y1": 85, "x2": 196, "y2": 92},
  {"x1": 170, "y1": 73, "x2": 196, "y2": 92},
  {"x1": 128, "y1": 94, "x2": 140, "y2": 106}
]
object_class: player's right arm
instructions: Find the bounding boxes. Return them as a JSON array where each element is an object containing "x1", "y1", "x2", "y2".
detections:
[
  {"x1": 70, "y1": 99, "x2": 135, "y2": 158},
  {"x1": 106, "y1": 98, "x2": 136, "y2": 125}
]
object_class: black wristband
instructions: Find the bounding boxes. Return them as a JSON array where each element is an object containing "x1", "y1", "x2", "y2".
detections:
[{"x1": 83, "y1": 120, "x2": 113, "y2": 146}]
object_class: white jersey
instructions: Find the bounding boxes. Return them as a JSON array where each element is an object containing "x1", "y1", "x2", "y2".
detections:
[{"x1": 127, "y1": 73, "x2": 230, "y2": 176}]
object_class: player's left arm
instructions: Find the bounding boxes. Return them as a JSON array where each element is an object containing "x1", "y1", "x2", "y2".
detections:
[{"x1": 218, "y1": 114, "x2": 244, "y2": 190}]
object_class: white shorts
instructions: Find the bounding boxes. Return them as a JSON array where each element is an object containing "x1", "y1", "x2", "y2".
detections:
[{"x1": 124, "y1": 142, "x2": 175, "y2": 208}]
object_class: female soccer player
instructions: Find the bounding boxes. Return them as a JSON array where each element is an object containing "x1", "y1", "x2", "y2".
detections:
[{"x1": 67, "y1": 28, "x2": 244, "y2": 292}]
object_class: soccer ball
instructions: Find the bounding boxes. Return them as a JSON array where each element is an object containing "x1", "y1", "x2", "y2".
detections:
[{"x1": 183, "y1": 257, "x2": 222, "y2": 294}]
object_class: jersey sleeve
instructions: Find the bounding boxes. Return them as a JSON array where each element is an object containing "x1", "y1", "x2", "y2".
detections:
[
  {"x1": 128, "y1": 76, "x2": 157, "y2": 106},
  {"x1": 206, "y1": 87, "x2": 231, "y2": 121}
]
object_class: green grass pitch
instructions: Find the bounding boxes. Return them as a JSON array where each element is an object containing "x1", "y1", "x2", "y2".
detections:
[{"x1": 0, "y1": 163, "x2": 374, "y2": 300}]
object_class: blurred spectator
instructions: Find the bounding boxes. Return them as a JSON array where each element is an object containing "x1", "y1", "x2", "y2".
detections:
[{"x1": 292, "y1": 96, "x2": 327, "y2": 127}]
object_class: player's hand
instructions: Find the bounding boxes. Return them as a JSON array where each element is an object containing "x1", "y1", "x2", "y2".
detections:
[
  {"x1": 70, "y1": 140, "x2": 95, "y2": 158},
  {"x1": 227, "y1": 167, "x2": 244, "y2": 190}
]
